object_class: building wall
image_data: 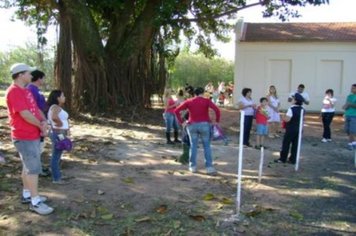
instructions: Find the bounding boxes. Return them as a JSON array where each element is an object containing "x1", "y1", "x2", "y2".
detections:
[{"x1": 233, "y1": 42, "x2": 356, "y2": 112}]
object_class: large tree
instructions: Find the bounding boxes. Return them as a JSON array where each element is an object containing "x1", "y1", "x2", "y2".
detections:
[{"x1": 1, "y1": 0, "x2": 328, "y2": 114}]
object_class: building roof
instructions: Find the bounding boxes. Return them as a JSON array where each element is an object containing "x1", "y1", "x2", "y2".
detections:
[{"x1": 240, "y1": 22, "x2": 356, "y2": 42}]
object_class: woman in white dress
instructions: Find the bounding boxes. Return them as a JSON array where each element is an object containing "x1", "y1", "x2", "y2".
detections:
[{"x1": 267, "y1": 85, "x2": 281, "y2": 138}]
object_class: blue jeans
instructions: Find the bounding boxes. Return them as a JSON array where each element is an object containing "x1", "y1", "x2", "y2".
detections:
[
  {"x1": 163, "y1": 112, "x2": 179, "y2": 133},
  {"x1": 186, "y1": 122, "x2": 213, "y2": 168},
  {"x1": 49, "y1": 131, "x2": 65, "y2": 181}
]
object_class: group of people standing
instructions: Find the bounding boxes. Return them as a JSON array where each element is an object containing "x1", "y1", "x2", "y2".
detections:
[
  {"x1": 204, "y1": 81, "x2": 234, "y2": 106},
  {"x1": 238, "y1": 83, "x2": 342, "y2": 165},
  {"x1": 4, "y1": 63, "x2": 70, "y2": 215}
]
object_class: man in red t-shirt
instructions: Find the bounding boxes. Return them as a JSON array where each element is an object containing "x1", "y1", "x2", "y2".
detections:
[{"x1": 5, "y1": 63, "x2": 54, "y2": 215}]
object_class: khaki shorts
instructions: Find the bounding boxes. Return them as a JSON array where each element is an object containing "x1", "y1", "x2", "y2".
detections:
[{"x1": 13, "y1": 139, "x2": 41, "y2": 175}]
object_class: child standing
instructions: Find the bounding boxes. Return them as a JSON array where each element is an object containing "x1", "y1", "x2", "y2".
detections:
[{"x1": 255, "y1": 97, "x2": 269, "y2": 149}]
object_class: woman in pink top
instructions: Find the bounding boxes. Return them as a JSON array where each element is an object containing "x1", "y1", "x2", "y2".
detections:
[
  {"x1": 163, "y1": 89, "x2": 181, "y2": 144},
  {"x1": 174, "y1": 87, "x2": 220, "y2": 175}
]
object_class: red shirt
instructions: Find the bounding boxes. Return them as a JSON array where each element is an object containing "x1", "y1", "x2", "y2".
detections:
[
  {"x1": 174, "y1": 96, "x2": 220, "y2": 124},
  {"x1": 255, "y1": 105, "x2": 268, "y2": 125},
  {"x1": 6, "y1": 84, "x2": 42, "y2": 140}
]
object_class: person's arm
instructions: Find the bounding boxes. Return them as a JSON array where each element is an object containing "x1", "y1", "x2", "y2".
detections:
[
  {"x1": 209, "y1": 100, "x2": 221, "y2": 123},
  {"x1": 174, "y1": 102, "x2": 187, "y2": 124},
  {"x1": 19, "y1": 110, "x2": 47, "y2": 136},
  {"x1": 50, "y1": 105, "x2": 63, "y2": 127},
  {"x1": 283, "y1": 108, "x2": 293, "y2": 122}
]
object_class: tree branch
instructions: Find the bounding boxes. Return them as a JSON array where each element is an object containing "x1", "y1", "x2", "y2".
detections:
[{"x1": 175, "y1": 1, "x2": 263, "y2": 23}]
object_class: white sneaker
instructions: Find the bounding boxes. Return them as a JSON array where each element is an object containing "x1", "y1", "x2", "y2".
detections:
[
  {"x1": 29, "y1": 202, "x2": 54, "y2": 215},
  {"x1": 206, "y1": 167, "x2": 217, "y2": 176},
  {"x1": 321, "y1": 138, "x2": 327, "y2": 143},
  {"x1": 189, "y1": 166, "x2": 197, "y2": 173}
]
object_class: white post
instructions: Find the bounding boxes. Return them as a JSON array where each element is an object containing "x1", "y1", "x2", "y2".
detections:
[
  {"x1": 295, "y1": 109, "x2": 304, "y2": 171},
  {"x1": 258, "y1": 146, "x2": 264, "y2": 183},
  {"x1": 236, "y1": 110, "x2": 245, "y2": 216}
]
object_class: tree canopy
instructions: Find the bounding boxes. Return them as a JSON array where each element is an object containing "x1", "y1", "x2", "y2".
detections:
[{"x1": 1, "y1": 0, "x2": 329, "y2": 114}]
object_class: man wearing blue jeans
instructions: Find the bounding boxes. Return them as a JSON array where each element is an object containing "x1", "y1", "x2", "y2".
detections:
[
  {"x1": 5, "y1": 63, "x2": 54, "y2": 215},
  {"x1": 342, "y1": 84, "x2": 356, "y2": 150},
  {"x1": 174, "y1": 87, "x2": 220, "y2": 175}
]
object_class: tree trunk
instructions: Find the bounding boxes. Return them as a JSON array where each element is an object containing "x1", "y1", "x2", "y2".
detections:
[{"x1": 55, "y1": 1, "x2": 72, "y2": 112}]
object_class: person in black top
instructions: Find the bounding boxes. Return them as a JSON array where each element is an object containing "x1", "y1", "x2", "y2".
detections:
[{"x1": 275, "y1": 93, "x2": 304, "y2": 164}]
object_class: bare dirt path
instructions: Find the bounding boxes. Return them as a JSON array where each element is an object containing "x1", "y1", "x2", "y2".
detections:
[{"x1": 0, "y1": 107, "x2": 355, "y2": 235}]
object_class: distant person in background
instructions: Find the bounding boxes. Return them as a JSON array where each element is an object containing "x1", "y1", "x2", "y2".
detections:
[
  {"x1": 174, "y1": 87, "x2": 220, "y2": 175},
  {"x1": 238, "y1": 88, "x2": 256, "y2": 148},
  {"x1": 163, "y1": 88, "x2": 181, "y2": 144},
  {"x1": 288, "y1": 84, "x2": 309, "y2": 105},
  {"x1": 321, "y1": 89, "x2": 337, "y2": 143},
  {"x1": 267, "y1": 85, "x2": 281, "y2": 138},
  {"x1": 342, "y1": 84, "x2": 356, "y2": 150},
  {"x1": 275, "y1": 93, "x2": 304, "y2": 164},
  {"x1": 27, "y1": 69, "x2": 50, "y2": 177}
]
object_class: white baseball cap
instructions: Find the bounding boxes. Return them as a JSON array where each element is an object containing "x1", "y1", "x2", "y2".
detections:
[{"x1": 10, "y1": 63, "x2": 35, "y2": 75}]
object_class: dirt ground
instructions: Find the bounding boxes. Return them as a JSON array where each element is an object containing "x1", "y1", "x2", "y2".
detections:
[{"x1": 0, "y1": 106, "x2": 355, "y2": 236}]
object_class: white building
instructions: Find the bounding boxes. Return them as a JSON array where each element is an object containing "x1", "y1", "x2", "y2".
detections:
[{"x1": 234, "y1": 20, "x2": 356, "y2": 112}]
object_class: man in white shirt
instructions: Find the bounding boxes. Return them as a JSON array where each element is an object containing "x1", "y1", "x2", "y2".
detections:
[{"x1": 288, "y1": 84, "x2": 310, "y2": 105}]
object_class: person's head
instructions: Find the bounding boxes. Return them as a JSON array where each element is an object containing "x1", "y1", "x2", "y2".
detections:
[
  {"x1": 177, "y1": 89, "x2": 184, "y2": 97},
  {"x1": 241, "y1": 88, "x2": 252, "y2": 97},
  {"x1": 325, "y1": 89, "x2": 334, "y2": 97},
  {"x1": 31, "y1": 70, "x2": 45, "y2": 83},
  {"x1": 47, "y1": 90, "x2": 65, "y2": 106},
  {"x1": 10, "y1": 63, "x2": 34, "y2": 84},
  {"x1": 297, "y1": 84, "x2": 305, "y2": 93},
  {"x1": 260, "y1": 97, "x2": 268, "y2": 106},
  {"x1": 292, "y1": 93, "x2": 304, "y2": 106},
  {"x1": 194, "y1": 87, "x2": 205, "y2": 96},
  {"x1": 351, "y1": 84, "x2": 356, "y2": 94},
  {"x1": 269, "y1": 85, "x2": 277, "y2": 95},
  {"x1": 184, "y1": 85, "x2": 194, "y2": 97}
]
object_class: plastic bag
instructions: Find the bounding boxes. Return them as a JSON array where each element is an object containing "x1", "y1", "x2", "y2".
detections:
[{"x1": 211, "y1": 124, "x2": 225, "y2": 141}]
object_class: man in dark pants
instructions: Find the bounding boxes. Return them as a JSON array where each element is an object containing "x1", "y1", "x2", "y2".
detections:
[{"x1": 275, "y1": 93, "x2": 304, "y2": 164}]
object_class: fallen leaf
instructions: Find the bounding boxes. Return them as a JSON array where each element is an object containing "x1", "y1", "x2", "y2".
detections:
[
  {"x1": 122, "y1": 177, "x2": 134, "y2": 184},
  {"x1": 97, "y1": 190, "x2": 105, "y2": 195},
  {"x1": 101, "y1": 214, "x2": 114, "y2": 220},
  {"x1": 156, "y1": 205, "x2": 168, "y2": 214},
  {"x1": 189, "y1": 215, "x2": 206, "y2": 222},
  {"x1": 135, "y1": 216, "x2": 151, "y2": 222},
  {"x1": 289, "y1": 210, "x2": 304, "y2": 221},
  {"x1": 203, "y1": 193, "x2": 215, "y2": 201},
  {"x1": 220, "y1": 197, "x2": 233, "y2": 205}
]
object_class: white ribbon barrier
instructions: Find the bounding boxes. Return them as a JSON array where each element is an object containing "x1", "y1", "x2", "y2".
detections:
[
  {"x1": 236, "y1": 110, "x2": 245, "y2": 216},
  {"x1": 295, "y1": 108, "x2": 304, "y2": 172},
  {"x1": 258, "y1": 146, "x2": 264, "y2": 183}
]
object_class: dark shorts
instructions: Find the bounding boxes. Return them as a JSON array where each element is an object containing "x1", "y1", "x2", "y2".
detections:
[{"x1": 13, "y1": 139, "x2": 41, "y2": 175}]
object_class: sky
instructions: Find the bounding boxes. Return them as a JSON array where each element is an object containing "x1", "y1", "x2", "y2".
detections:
[{"x1": 0, "y1": 0, "x2": 356, "y2": 60}]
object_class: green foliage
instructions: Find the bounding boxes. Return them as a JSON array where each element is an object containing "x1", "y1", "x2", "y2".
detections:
[
  {"x1": 169, "y1": 50, "x2": 233, "y2": 89},
  {"x1": 0, "y1": 44, "x2": 54, "y2": 87}
]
